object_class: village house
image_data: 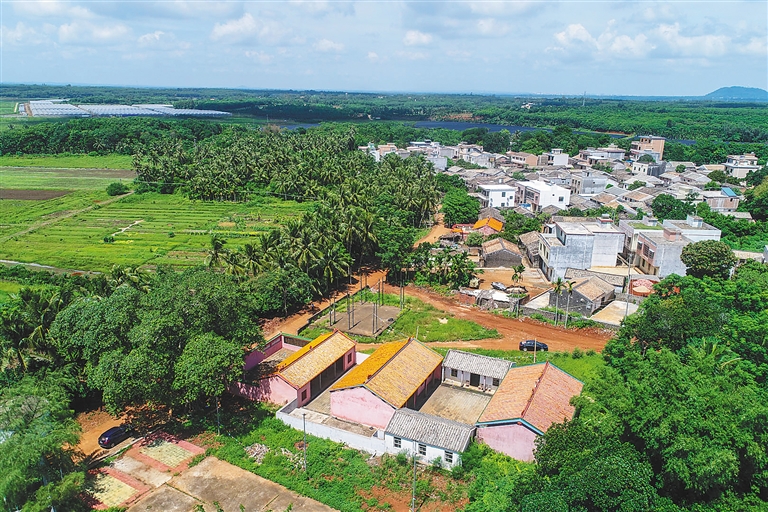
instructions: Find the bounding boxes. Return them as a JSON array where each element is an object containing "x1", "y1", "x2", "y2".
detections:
[
  {"x1": 538, "y1": 217, "x2": 625, "y2": 281},
  {"x1": 473, "y1": 217, "x2": 504, "y2": 236},
  {"x1": 506, "y1": 151, "x2": 539, "y2": 168},
  {"x1": 441, "y1": 350, "x2": 513, "y2": 393},
  {"x1": 329, "y1": 338, "x2": 443, "y2": 430},
  {"x1": 662, "y1": 215, "x2": 721, "y2": 242},
  {"x1": 634, "y1": 227, "x2": 689, "y2": 277},
  {"x1": 384, "y1": 409, "x2": 474, "y2": 468},
  {"x1": 476, "y1": 362, "x2": 583, "y2": 462},
  {"x1": 570, "y1": 169, "x2": 608, "y2": 196},
  {"x1": 477, "y1": 184, "x2": 516, "y2": 208},
  {"x1": 548, "y1": 276, "x2": 615, "y2": 316},
  {"x1": 724, "y1": 152, "x2": 760, "y2": 180},
  {"x1": 618, "y1": 216, "x2": 665, "y2": 258},
  {"x1": 630, "y1": 136, "x2": 665, "y2": 162},
  {"x1": 537, "y1": 148, "x2": 569, "y2": 167},
  {"x1": 234, "y1": 331, "x2": 357, "y2": 407},
  {"x1": 700, "y1": 187, "x2": 740, "y2": 212},
  {"x1": 480, "y1": 238, "x2": 523, "y2": 268},
  {"x1": 564, "y1": 268, "x2": 626, "y2": 294},
  {"x1": 515, "y1": 180, "x2": 571, "y2": 213},
  {"x1": 518, "y1": 231, "x2": 542, "y2": 267}
]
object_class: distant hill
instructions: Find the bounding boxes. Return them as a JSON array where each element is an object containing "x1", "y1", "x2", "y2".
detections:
[{"x1": 704, "y1": 86, "x2": 768, "y2": 101}]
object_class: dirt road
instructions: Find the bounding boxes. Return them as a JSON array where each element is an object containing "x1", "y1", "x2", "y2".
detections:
[
  {"x1": 379, "y1": 283, "x2": 612, "y2": 353},
  {"x1": 415, "y1": 212, "x2": 451, "y2": 245}
]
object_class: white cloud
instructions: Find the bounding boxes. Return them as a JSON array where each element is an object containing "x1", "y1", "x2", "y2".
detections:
[
  {"x1": 245, "y1": 50, "x2": 272, "y2": 63},
  {"x1": 740, "y1": 37, "x2": 767, "y2": 55},
  {"x1": 655, "y1": 23, "x2": 729, "y2": 57},
  {"x1": 289, "y1": 0, "x2": 354, "y2": 16},
  {"x1": 555, "y1": 24, "x2": 596, "y2": 47},
  {"x1": 367, "y1": 51, "x2": 380, "y2": 62},
  {"x1": 397, "y1": 50, "x2": 428, "y2": 60},
  {"x1": 2, "y1": 22, "x2": 46, "y2": 45},
  {"x1": 138, "y1": 31, "x2": 165, "y2": 46},
  {"x1": 13, "y1": 0, "x2": 94, "y2": 20},
  {"x1": 58, "y1": 21, "x2": 130, "y2": 44},
  {"x1": 552, "y1": 23, "x2": 654, "y2": 59},
  {"x1": 211, "y1": 13, "x2": 258, "y2": 42},
  {"x1": 403, "y1": 30, "x2": 432, "y2": 46},
  {"x1": 314, "y1": 38, "x2": 344, "y2": 52},
  {"x1": 477, "y1": 18, "x2": 509, "y2": 36}
]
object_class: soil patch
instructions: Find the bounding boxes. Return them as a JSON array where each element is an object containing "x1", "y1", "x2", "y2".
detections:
[{"x1": 0, "y1": 189, "x2": 72, "y2": 200}]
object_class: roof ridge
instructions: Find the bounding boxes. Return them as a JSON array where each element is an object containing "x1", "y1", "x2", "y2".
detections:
[
  {"x1": 278, "y1": 330, "x2": 336, "y2": 371},
  {"x1": 521, "y1": 362, "x2": 549, "y2": 420}
]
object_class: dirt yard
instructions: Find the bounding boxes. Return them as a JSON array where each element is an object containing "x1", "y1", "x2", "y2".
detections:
[{"x1": 0, "y1": 189, "x2": 72, "y2": 200}]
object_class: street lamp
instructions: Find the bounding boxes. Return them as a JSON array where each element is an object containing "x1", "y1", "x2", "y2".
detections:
[{"x1": 302, "y1": 412, "x2": 307, "y2": 473}]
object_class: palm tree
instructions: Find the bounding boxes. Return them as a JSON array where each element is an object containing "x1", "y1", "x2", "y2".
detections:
[
  {"x1": 564, "y1": 280, "x2": 575, "y2": 329},
  {"x1": 205, "y1": 234, "x2": 227, "y2": 269},
  {"x1": 552, "y1": 277, "x2": 566, "y2": 326},
  {"x1": 512, "y1": 264, "x2": 526, "y2": 284}
]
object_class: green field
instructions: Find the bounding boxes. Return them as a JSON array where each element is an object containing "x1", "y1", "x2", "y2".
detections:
[
  {"x1": 0, "y1": 167, "x2": 134, "y2": 190},
  {"x1": 0, "y1": 190, "x2": 314, "y2": 271},
  {"x1": 0, "y1": 153, "x2": 133, "y2": 169}
]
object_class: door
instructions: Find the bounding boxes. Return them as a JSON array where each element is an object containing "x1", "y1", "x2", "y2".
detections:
[{"x1": 469, "y1": 373, "x2": 480, "y2": 387}]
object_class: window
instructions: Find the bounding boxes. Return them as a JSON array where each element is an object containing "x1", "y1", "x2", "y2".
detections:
[
  {"x1": 394, "y1": 437, "x2": 401, "y2": 449},
  {"x1": 450, "y1": 369, "x2": 458, "y2": 378},
  {"x1": 347, "y1": 353, "x2": 352, "y2": 363},
  {"x1": 501, "y1": 191, "x2": 506, "y2": 197},
  {"x1": 418, "y1": 444, "x2": 427, "y2": 456},
  {"x1": 301, "y1": 390, "x2": 307, "y2": 401},
  {"x1": 444, "y1": 451, "x2": 453, "y2": 464},
  {"x1": 558, "y1": 196, "x2": 564, "y2": 202},
  {"x1": 492, "y1": 378, "x2": 500, "y2": 387}
]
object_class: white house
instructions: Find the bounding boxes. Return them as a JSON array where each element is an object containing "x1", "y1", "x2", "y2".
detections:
[
  {"x1": 724, "y1": 153, "x2": 760, "y2": 180},
  {"x1": 537, "y1": 148, "x2": 569, "y2": 167},
  {"x1": 516, "y1": 180, "x2": 571, "y2": 212},
  {"x1": 478, "y1": 184, "x2": 516, "y2": 208},
  {"x1": 384, "y1": 409, "x2": 474, "y2": 468}
]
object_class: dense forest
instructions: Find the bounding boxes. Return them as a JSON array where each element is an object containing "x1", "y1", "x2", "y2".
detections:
[{"x1": 4, "y1": 84, "x2": 768, "y2": 143}]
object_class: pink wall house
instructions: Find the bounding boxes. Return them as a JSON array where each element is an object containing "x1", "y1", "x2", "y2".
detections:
[
  {"x1": 329, "y1": 338, "x2": 443, "y2": 429},
  {"x1": 476, "y1": 362, "x2": 583, "y2": 461},
  {"x1": 233, "y1": 330, "x2": 357, "y2": 407}
]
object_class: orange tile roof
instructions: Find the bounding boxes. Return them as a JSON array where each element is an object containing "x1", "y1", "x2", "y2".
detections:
[
  {"x1": 277, "y1": 331, "x2": 356, "y2": 388},
  {"x1": 473, "y1": 217, "x2": 504, "y2": 232},
  {"x1": 478, "y1": 362, "x2": 582, "y2": 433},
  {"x1": 331, "y1": 339, "x2": 443, "y2": 408}
]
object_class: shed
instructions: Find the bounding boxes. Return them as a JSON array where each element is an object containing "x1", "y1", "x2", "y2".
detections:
[
  {"x1": 476, "y1": 362, "x2": 583, "y2": 461},
  {"x1": 564, "y1": 268, "x2": 626, "y2": 293},
  {"x1": 518, "y1": 231, "x2": 542, "y2": 267},
  {"x1": 442, "y1": 350, "x2": 513, "y2": 393},
  {"x1": 329, "y1": 339, "x2": 443, "y2": 429},
  {"x1": 549, "y1": 276, "x2": 615, "y2": 316},
  {"x1": 473, "y1": 217, "x2": 504, "y2": 236},
  {"x1": 480, "y1": 238, "x2": 523, "y2": 268},
  {"x1": 385, "y1": 409, "x2": 474, "y2": 468}
]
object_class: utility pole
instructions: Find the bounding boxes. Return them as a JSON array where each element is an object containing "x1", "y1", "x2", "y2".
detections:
[
  {"x1": 533, "y1": 338, "x2": 537, "y2": 364},
  {"x1": 302, "y1": 412, "x2": 307, "y2": 473},
  {"x1": 410, "y1": 445, "x2": 417, "y2": 512}
]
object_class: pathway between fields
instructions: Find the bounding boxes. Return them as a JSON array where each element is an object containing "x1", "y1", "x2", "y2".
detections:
[{"x1": 0, "y1": 191, "x2": 133, "y2": 245}]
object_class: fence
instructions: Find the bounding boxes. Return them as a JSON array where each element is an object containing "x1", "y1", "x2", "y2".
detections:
[
  {"x1": 615, "y1": 293, "x2": 646, "y2": 305},
  {"x1": 276, "y1": 400, "x2": 387, "y2": 455}
]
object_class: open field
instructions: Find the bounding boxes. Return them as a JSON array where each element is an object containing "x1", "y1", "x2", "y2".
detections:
[
  {"x1": 0, "y1": 166, "x2": 134, "y2": 190},
  {"x1": 0, "y1": 153, "x2": 133, "y2": 169},
  {"x1": 0, "y1": 191, "x2": 314, "y2": 271}
]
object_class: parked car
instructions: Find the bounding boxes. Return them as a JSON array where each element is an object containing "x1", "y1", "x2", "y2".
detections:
[
  {"x1": 519, "y1": 340, "x2": 548, "y2": 352},
  {"x1": 98, "y1": 424, "x2": 134, "y2": 449}
]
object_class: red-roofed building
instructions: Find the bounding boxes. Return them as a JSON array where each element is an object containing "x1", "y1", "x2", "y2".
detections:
[{"x1": 475, "y1": 362, "x2": 582, "y2": 461}]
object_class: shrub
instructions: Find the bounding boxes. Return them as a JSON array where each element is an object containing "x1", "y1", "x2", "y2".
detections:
[
  {"x1": 103, "y1": 235, "x2": 115, "y2": 243},
  {"x1": 168, "y1": 231, "x2": 175, "y2": 238},
  {"x1": 586, "y1": 349, "x2": 597, "y2": 357},
  {"x1": 106, "y1": 182, "x2": 129, "y2": 196},
  {"x1": 465, "y1": 232, "x2": 484, "y2": 247},
  {"x1": 572, "y1": 347, "x2": 584, "y2": 359}
]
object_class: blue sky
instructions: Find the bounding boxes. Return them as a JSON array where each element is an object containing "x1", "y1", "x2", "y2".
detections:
[{"x1": 1, "y1": 0, "x2": 766, "y2": 96}]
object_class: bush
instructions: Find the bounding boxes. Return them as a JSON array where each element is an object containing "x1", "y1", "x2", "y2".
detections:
[
  {"x1": 106, "y1": 182, "x2": 129, "y2": 196},
  {"x1": 465, "y1": 232, "x2": 484, "y2": 247},
  {"x1": 103, "y1": 235, "x2": 115, "y2": 243},
  {"x1": 572, "y1": 347, "x2": 584, "y2": 359},
  {"x1": 586, "y1": 349, "x2": 596, "y2": 357}
]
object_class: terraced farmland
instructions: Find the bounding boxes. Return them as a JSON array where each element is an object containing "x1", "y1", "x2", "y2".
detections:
[{"x1": 0, "y1": 192, "x2": 314, "y2": 271}]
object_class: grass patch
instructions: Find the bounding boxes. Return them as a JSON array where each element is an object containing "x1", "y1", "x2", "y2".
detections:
[
  {"x1": 0, "y1": 192, "x2": 314, "y2": 271},
  {"x1": 0, "y1": 153, "x2": 133, "y2": 169},
  {"x1": 0, "y1": 167, "x2": 134, "y2": 190},
  {"x1": 431, "y1": 347, "x2": 605, "y2": 383},
  {"x1": 301, "y1": 292, "x2": 499, "y2": 343}
]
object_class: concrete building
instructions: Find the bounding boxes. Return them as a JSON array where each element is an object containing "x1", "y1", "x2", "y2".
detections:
[
  {"x1": 618, "y1": 216, "x2": 666, "y2": 258},
  {"x1": 630, "y1": 136, "x2": 665, "y2": 162},
  {"x1": 384, "y1": 409, "x2": 474, "y2": 468},
  {"x1": 477, "y1": 184, "x2": 516, "y2": 208},
  {"x1": 441, "y1": 350, "x2": 513, "y2": 393},
  {"x1": 537, "y1": 148, "x2": 569, "y2": 167},
  {"x1": 476, "y1": 362, "x2": 583, "y2": 462},
  {"x1": 570, "y1": 169, "x2": 608, "y2": 195},
  {"x1": 329, "y1": 339, "x2": 442, "y2": 430},
  {"x1": 506, "y1": 151, "x2": 538, "y2": 168},
  {"x1": 480, "y1": 238, "x2": 523, "y2": 268},
  {"x1": 634, "y1": 227, "x2": 689, "y2": 277},
  {"x1": 724, "y1": 153, "x2": 760, "y2": 180},
  {"x1": 234, "y1": 331, "x2": 357, "y2": 407},
  {"x1": 700, "y1": 188, "x2": 740, "y2": 212},
  {"x1": 662, "y1": 215, "x2": 721, "y2": 242},
  {"x1": 538, "y1": 217, "x2": 625, "y2": 281},
  {"x1": 631, "y1": 161, "x2": 665, "y2": 177},
  {"x1": 516, "y1": 180, "x2": 571, "y2": 213}
]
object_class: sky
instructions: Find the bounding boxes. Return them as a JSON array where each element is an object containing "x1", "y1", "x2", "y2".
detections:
[{"x1": 1, "y1": 0, "x2": 766, "y2": 96}]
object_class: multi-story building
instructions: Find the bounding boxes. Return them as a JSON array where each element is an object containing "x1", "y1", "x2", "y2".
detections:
[
  {"x1": 724, "y1": 153, "x2": 760, "y2": 180},
  {"x1": 630, "y1": 136, "x2": 665, "y2": 162},
  {"x1": 662, "y1": 215, "x2": 721, "y2": 242},
  {"x1": 538, "y1": 217, "x2": 625, "y2": 281},
  {"x1": 570, "y1": 169, "x2": 608, "y2": 196},
  {"x1": 618, "y1": 216, "x2": 666, "y2": 258},
  {"x1": 506, "y1": 151, "x2": 538, "y2": 168},
  {"x1": 700, "y1": 188, "x2": 740, "y2": 213},
  {"x1": 477, "y1": 184, "x2": 516, "y2": 208},
  {"x1": 631, "y1": 161, "x2": 665, "y2": 177},
  {"x1": 537, "y1": 148, "x2": 569, "y2": 167},
  {"x1": 515, "y1": 180, "x2": 571, "y2": 213},
  {"x1": 634, "y1": 227, "x2": 688, "y2": 277}
]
